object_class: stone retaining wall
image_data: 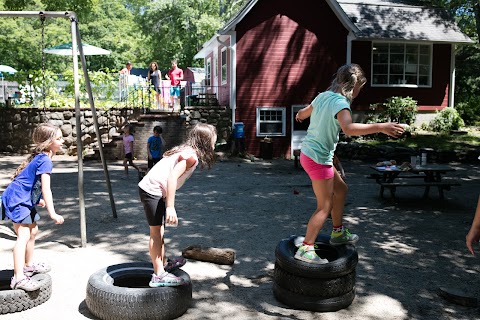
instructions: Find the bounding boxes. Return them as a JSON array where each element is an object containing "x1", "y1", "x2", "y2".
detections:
[{"x1": 0, "y1": 106, "x2": 231, "y2": 160}]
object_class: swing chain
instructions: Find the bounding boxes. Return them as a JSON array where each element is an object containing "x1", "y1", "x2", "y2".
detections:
[{"x1": 40, "y1": 14, "x2": 46, "y2": 111}]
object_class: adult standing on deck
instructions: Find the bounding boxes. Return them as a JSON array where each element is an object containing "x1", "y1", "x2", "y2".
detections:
[{"x1": 166, "y1": 60, "x2": 183, "y2": 110}]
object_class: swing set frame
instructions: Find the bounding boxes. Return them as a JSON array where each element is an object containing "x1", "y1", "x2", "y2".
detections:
[{"x1": 0, "y1": 11, "x2": 117, "y2": 248}]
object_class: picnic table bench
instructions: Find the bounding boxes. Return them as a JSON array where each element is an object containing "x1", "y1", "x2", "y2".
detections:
[{"x1": 370, "y1": 164, "x2": 461, "y2": 199}]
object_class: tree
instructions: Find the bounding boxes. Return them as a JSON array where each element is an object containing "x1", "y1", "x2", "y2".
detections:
[{"x1": 139, "y1": 0, "x2": 224, "y2": 69}]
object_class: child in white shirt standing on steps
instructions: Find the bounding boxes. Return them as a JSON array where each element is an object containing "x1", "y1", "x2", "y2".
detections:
[
  {"x1": 138, "y1": 123, "x2": 217, "y2": 287},
  {"x1": 1, "y1": 123, "x2": 65, "y2": 291},
  {"x1": 295, "y1": 63, "x2": 405, "y2": 264}
]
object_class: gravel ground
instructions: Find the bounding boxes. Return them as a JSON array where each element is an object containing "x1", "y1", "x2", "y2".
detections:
[{"x1": 0, "y1": 154, "x2": 479, "y2": 320}]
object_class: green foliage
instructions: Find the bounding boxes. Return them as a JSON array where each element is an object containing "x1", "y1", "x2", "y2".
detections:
[
  {"x1": 455, "y1": 96, "x2": 480, "y2": 125},
  {"x1": 429, "y1": 107, "x2": 465, "y2": 132},
  {"x1": 366, "y1": 96, "x2": 418, "y2": 125},
  {"x1": 139, "y1": 0, "x2": 224, "y2": 69}
]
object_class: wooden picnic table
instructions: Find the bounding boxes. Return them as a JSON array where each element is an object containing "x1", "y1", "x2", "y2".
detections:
[{"x1": 369, "y1": 164, "x2": 461, "y2": 199}]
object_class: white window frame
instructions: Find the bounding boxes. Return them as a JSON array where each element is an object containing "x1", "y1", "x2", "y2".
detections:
[
  {"x1": 256, "y1": 107, "x2": 286, "y2": 137},
  {"x1": 205, "y1": 58, "x2": 211, "y2": 87},
  {"x1": 371, "y1": 42, "x2": 432, "y2": 88},
  {"x1": 221, "y1": 47, "x2": 227, "y2": 85}
]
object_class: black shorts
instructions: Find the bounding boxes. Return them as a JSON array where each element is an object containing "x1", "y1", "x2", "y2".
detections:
[
  {"x1": 125, "y1": 153, "x2": 133, "y2": 160},
  {"x1": 148, "y1": 157, "x2": 161, "y2": 169},
  {"x1": 139, "y1": 188, "x2": 165, "y2": 226}
]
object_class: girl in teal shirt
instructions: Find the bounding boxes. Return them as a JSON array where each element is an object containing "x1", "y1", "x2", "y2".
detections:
[{"x1": 295, "y1": 64, "x2": 405, "y2": 264}]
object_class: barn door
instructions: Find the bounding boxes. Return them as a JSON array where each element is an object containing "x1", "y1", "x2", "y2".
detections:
[{"x1": 291, "y1": 105, "x2": 310, "y2": 158}]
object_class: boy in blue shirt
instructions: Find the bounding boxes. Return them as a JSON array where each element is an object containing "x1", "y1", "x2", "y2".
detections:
[{"x1": 147, "y1": 126, "x2": 166, "y2": 170}]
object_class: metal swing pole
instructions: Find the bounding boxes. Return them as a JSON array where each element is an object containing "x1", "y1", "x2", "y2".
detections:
[
  {"x1": 69, "y1": 14, "x2": 87, "y2": 248},
  {"x1": 73, "y1": 19, "x2": 117, "y2": 220}
]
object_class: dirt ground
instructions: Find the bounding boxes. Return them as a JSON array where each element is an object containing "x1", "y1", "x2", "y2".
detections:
[{"x1": 0, "y1": 154, "x2": 479, "y2": 320}]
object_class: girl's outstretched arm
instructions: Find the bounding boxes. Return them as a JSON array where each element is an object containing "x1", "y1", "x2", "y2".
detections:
[
  {"x1": 466, "y1": 196, "x2": 480, "y2": 255},
  {"x1": 295, "y1": 105, "x2": 313, "y2": 122},
  {"x1": 165, "y1": 155, "x2": 196, "y2": 225},
  {"x1": 337, "y1": 109, "x2": 404, "y2": 138},
  {"x1": 41, "y1": 173, "x2": 64, "y2": 224}
]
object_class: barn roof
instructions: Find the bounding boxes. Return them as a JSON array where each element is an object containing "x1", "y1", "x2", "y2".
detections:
[{"x1": 219, "y1": 0, "x2": 473, "y2": 43}]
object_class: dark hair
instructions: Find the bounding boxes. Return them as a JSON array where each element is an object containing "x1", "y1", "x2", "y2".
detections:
[
  {"x1": 153, "y1": 126, "x2": 163, "y2": 134},
  {"x1": 163, "y1": 123, "x2": 217, "y2": 169}
]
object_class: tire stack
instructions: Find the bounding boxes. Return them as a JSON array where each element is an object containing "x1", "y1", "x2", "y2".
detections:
[{"x1": 273, "y1": 234, "x2": 358, "y2": 312}]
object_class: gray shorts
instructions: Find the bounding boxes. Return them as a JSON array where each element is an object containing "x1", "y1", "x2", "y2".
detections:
[{"x1": 138, "y1": 188, "x2": 165, "y2": 226}]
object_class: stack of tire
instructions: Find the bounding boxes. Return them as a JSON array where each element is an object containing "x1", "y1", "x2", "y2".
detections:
[
  {"x1": 273, "y1": 234, "x2": 358, "y2": 312},
  {"x1": 86, "y1": 262, "x2": 192, "y2": 320}
]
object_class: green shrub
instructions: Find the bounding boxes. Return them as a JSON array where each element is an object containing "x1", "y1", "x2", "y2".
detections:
[
  {"x1": 366, "y1": 96, "x2": 418, "y2": 125},
  {"x1": 429, "y1": 107, "x2": 465, "y2": 132},
  {"x1": 455, "y1": 96, "x2": 480, "y2": 125}
]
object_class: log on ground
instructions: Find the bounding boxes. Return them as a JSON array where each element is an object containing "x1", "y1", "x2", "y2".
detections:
[{"x1": 182, "y1": 245, "x2": 235, "y2": 265}]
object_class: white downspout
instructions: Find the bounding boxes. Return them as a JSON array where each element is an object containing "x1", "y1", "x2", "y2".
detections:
[
  {"x1": 346, "y1": 32, "x2": 354, "y2": 64},
  {"x1": 449, "y1": 44, "x2": 456, "y2": 108},
  {"x1": 217, "y1": 32, "x2": 237, "y2": 127}
]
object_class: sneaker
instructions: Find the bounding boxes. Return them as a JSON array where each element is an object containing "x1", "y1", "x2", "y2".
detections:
[
  {"x1": 164, "y1": 257, "x2": 186, "y2": 273},
  {"x1": 10, "y1": 276, "x2": 41, "y2": 291},
  {"x1": 294, "y1": 244, "x2": 328, "y2": 264},
  {"x1": 330, "y1": 228, "x2": 359, "y2": 246},
  {"x1": 24, "y1": 262, "x2": 51, "y2": 277},
  {"x1": 149, "y1": 272, "x2": 185, "y2": 287}
]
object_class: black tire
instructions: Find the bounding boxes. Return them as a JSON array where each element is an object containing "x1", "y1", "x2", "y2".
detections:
[
  {"x1": 0, "y1": 270, "x2": 52, "y2": 315},
  {"x1": 273, "y1": 263, "x2": 355, "y2": 298},
  {"x1": 275, "y1": 234, "x2": 358, "y2": 279},
  {"x1": 273, "y1": 282, "x2": 355, "y2": 312},
  {"x1": 86, "y1": 262, "x2": 192, "y2": 320}
]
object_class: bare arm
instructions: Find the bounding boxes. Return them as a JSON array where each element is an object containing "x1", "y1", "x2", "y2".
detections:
[
  {"x1": 130, "y1": 141, "x2": 134, "y2": 156},
  {"x1": 337, "y1": 109, "x2": 404, "y2": 138},
  {"x1": 41, "y1": 173, "x2": 64, "y2": 224},
  {"x1": 466, "y1": 196, "x2": 480, "y2": 255},
  {"x1": 147, "y1": 142, "x2": 152, "y2": 159},
  {"x1": 165, "y1": 155, "x2": 196, "y2": 225},
  {"x1": 295, "y1": 105, "x2": 313, "y2": 122}
]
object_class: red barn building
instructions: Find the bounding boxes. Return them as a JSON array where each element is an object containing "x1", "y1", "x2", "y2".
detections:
[{"x1": 195, "y1": 0, "x2": 473, "y2": 159}]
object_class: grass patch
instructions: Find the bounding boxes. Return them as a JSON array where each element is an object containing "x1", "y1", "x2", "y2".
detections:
[{"x1": 354, "y1": 126, "x2": 480, "y2": 151}]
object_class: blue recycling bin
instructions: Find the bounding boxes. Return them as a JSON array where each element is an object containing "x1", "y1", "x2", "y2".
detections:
[{"x1": 234, "y1": 122, "x2": 244, "y2": 138}]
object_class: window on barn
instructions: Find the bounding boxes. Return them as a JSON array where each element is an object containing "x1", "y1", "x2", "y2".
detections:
[
  {"x1": 205, "y1": 58, "x2": 211, "y2": 87},
  {"x1": 256, "y1": 107, "x2": 286, "y2": 137},
  {"x1": 371, "y1": 43, "x2": 432, "y2": 87},
  {"x1": 221, "y1": 48, "x2": 227, "y2": 84}
]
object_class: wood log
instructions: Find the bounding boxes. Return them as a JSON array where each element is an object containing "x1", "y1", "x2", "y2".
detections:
[{"x1": 182, "y1": 245, "x2": 235, "y2": 265}]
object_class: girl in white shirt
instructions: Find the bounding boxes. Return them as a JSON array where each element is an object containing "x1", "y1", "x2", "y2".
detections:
[{"x1": 138, "y1": 123, "x2": 217, "y2": 287}]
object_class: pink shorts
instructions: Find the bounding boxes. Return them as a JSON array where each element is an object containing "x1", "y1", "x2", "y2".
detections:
[{"x1": 300, "y1": 152, "x2": 334, "y2": 180}]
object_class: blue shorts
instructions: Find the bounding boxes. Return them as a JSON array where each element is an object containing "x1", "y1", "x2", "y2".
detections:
[
  {"x1": 2, "y1": 202, "x2": 40, "y2": 224},
  {"x1": 170, "y1": 86, "x2": 181, "y2": 97}
]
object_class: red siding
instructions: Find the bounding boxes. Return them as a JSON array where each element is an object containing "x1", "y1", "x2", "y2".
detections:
[
  {"x1": 351, "y1": 42, "x2": 451, "y2": 111},
  {"x1": 235, "y1": 0, "x2": 348, "y2": 157}
]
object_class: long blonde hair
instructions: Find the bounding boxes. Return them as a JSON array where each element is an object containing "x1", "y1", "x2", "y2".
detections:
[
  {"x1": 164, "y1": 123, "x2": 217, "y2": 169},
  {"x1": 12, "y1": 123, "x2": 60, "y2": 179},
  {"x1": 328, "y1": 63, "x2": 367, "y2": 103}
]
